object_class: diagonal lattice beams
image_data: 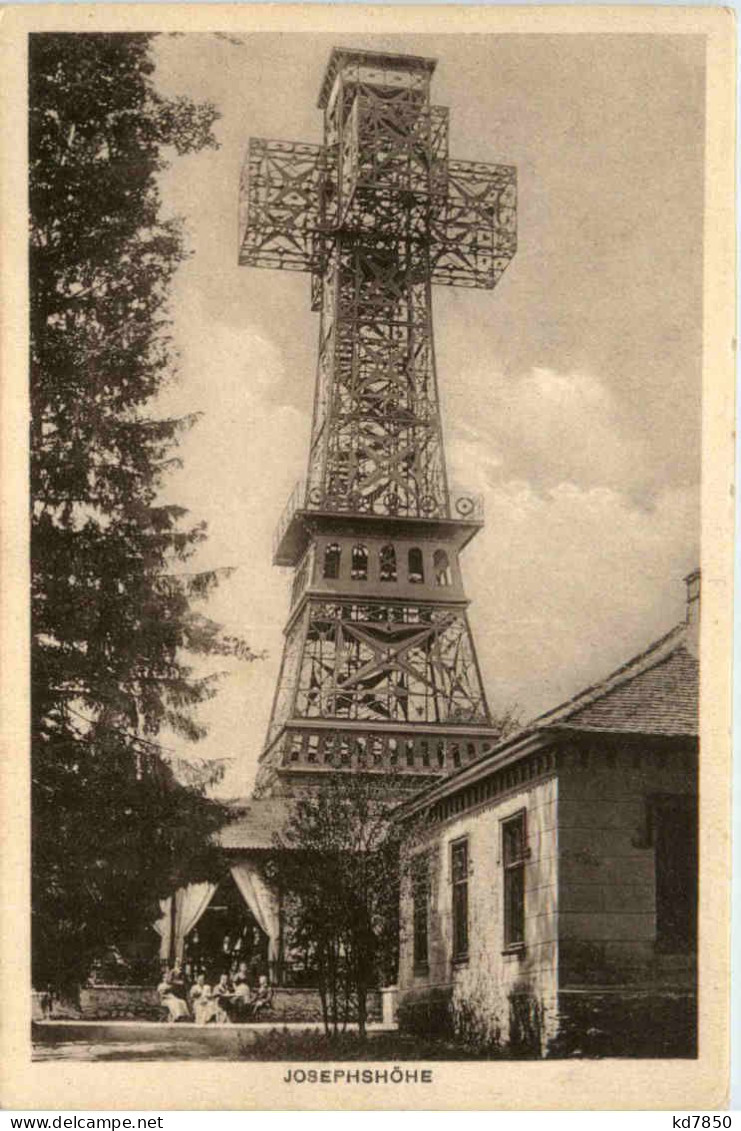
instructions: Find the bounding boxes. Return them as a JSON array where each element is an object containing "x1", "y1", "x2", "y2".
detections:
[
  {"x1": 430, "y1": 159, "x2": 517, "y2": 289},
  {"x1": 238, "y1": 69, "x2": 516, "y2": 514},
  {"x1": 239, "y1": 138, "x2": 325, "y2": 272},
  {"x1": 245, "y1": 52, "x2": 503, "y2": 779},
  {"x1": 285, "y1": 601, "x2": 488, "y2": 726},
  {"x1": 238, "y1": 110, "x2": 516, "y2": 292}
]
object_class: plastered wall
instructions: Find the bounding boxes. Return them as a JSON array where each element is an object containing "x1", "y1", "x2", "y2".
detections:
[
  {"x1": 557, "y1": 739, "x2": 697, "y2": 988},
  {"x1": 399, "y1": 775, "x2": 559, "y2": 1048}
]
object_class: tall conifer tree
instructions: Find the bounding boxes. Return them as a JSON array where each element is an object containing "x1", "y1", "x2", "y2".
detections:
[{"x1": 29, "y1": 33, "x2": 253, "y2": 993}]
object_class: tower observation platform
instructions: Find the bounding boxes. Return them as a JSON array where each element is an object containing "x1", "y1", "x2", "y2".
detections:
[{"x1": 239, "y1": 48, "x2": 517, "y2": 798}]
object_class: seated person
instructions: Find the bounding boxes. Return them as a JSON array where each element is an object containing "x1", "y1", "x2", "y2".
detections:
[
  {"x1": 233, "y1": 960, "x2": 250, "y2": 988},
  {"x1": 249, "y1": 974, "x2": 273, "y2": 1019},
  {"x1": 188, "y1": 972, "x2": 216, "y2": 1026},
  {"x1": 228, "y1": 974, "x2": 252, "y2": 1022},
  {"x1": 157, "y1": 970, "x2": 191, "y2": 1022},
  {"x1": 212, "y1": 972, "x2": 234, "y2": 1024},
  {"x1": 170, "y1": 960, "x2": 189, "y2": 1000}
]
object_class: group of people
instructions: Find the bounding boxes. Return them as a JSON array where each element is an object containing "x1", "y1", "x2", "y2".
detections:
[{"x1": 157, "y1": 961, "x2": 272, "y2": 1025}]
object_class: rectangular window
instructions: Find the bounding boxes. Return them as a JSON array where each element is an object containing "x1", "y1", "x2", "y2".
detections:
[
  {"x1": 652, "y1": 794, "x2": 697, "y2": 953},
  {"x1": 451, "y1": 838, "x2": 469, "y2": 962},
  {"x1": 502, "y1": 811, "x2": 527, "y2": 949},
  {"x1": 412, "y1": 855, "x2": 429, "y2": 973}
]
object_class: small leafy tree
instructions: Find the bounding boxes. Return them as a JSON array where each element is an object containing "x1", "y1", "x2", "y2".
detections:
[
  {"x1": 270, "y1": 774, "x2": 405, "y2": 1038},
  {"x1": 30, "y1": 32, "x2": 260, "y2": 997}
]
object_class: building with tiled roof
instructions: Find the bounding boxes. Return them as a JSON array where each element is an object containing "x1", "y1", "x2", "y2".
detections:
[
  {"x1": 216, "y1": 798, "x2": 292, "y2": 853},
  {"x1": 395, "y1": 571, "x2": 699, "y2": 1058}
]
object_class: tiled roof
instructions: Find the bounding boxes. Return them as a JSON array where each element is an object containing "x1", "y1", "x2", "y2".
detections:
[
  {"x1": 397, "y1": 618, "x2": 699, "y2": 819},
  {"x1": 533, "y1": 621, "x2": 699, "y2": 737},
  {"x1": 216, "y1": 798, "x2": 292, "y2": 851}
]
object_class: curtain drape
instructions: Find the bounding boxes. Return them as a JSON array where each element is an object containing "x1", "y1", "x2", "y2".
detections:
[
  {"x1": 230, "y1": 861, "x2": 280, "y2": 963},
  {"x1": 152, "y1": 897, "x2": 172, "y2": 962},
  {"x1": 153, "y1": 869, "x2": 278, "y2": 966},
  {"x1": 173, "y1": 881, "x2": 217, "y2": 962}
]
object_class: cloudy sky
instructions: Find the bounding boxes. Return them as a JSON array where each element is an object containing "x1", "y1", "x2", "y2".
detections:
[{"x1": 150, "y1": 31, "x2": 703, "y2": 796}]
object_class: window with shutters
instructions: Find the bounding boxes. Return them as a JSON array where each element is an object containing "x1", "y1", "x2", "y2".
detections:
[
  {"x1": 412, "y1": 854, "x2": 430, "y2": 973},
  {"x1": 502, "y1": 811, "x2": 527, "y2": 949},
  {"x1": 652, "y1": 794, "x2": 697, "y2": 953},
  {"x1": 451, "y1": 838, "x2": 469, "y2": 962}
]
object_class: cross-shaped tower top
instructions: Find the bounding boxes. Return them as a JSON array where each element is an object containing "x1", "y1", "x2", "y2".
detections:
[
  {"x1": 239, "y1": 48, "x2": 516, "y2": 797},
  {"x1": 241, "y1": 48, "x2": 516, "y2": 293},
  {"x1": 240, "y1": 47, "x2": 516, "y2": 535}
]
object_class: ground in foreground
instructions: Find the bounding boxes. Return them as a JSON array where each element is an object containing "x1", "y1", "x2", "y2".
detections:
[{"x1": 32, "y1": 1021, "x2": 501, "y2": 1062}]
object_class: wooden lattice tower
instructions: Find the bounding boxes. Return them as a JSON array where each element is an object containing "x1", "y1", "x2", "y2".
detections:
[{"x1": 239, "y1": 48, "x2": 517, "y2": 797}]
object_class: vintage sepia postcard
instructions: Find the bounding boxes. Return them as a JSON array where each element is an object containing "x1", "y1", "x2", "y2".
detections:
[{"x1": 0, "y1": 2, "x2": 735, "y2": 1112}]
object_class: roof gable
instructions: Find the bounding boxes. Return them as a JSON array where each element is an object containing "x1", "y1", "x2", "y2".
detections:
[
  {"x1": 530, "y1": 621, "x2": 698, "y2": 736},
  {"x1": 556, "y1": 644, "x2": 698, "y2": 737}
]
